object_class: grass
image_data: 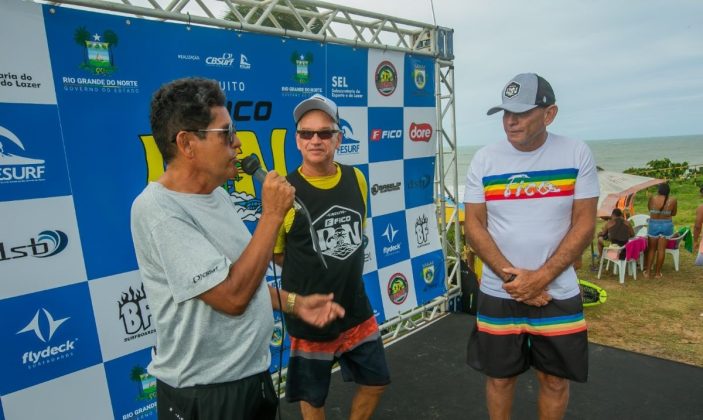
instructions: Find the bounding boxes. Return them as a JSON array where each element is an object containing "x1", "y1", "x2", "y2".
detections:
[{"x1": 577, "y1": 181, "x2": 703, "y2": 367}]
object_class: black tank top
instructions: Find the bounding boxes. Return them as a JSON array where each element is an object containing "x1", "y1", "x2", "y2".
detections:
[{"x1": 282, "y1": 164, "x2": 373, "y2": 341}]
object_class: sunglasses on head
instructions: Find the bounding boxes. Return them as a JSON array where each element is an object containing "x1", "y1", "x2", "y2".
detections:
[
  {"x1": 296, "y1": 129, "x2": 339, "y2": 140},
  {"x1": 179, "y1": 122, "x2": 237, "y2": 145}
]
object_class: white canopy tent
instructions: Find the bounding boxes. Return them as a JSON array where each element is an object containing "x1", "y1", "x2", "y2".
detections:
[{"x1": 596, "y1": 170, "x2": 665, "y2": 218}]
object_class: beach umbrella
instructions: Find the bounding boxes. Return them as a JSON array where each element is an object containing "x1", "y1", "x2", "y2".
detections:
[{"x1": 596, "y1": 170, "x2": 665, "y2": 218}]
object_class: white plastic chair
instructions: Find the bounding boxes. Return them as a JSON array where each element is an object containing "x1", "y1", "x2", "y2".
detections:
[
  {"x1": 597, "y1": 244, "x2": 638, "y2": 284},
  {"x1": 665, "y1": 229, "x2": 689, "y2": 272},
  {"x1": 628, "y1": 214, "x2": 650, "y2": 238}
]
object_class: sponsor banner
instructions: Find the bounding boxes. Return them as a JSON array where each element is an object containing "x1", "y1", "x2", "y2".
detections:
[
  {"x1": 89, "y1": 271, "x2": 156, "y2": 362},
  {"x1": 0, "y1": 283, "x2": 102, "y2": 395},
  {"x1": 404, "y1": 156, "x2": 435, "y2": 210},
  {"x1": 354, "y1": 163, "x2": 371, "y2": 218},
  {"x1": 334, "y1": 107, "x2": 368, "y2": 166},
  {"x1": 404, "y1": 55, "x2": 435, "y2": 107},
  {"x1": 278, "y1": 39, "x2": 325, "y2": 99},
  {"x1": 371, "y1": 211, "x2": 410, "y2": 269},
  {"x1": 0, "y1": 104, "x2": 71, "y2": 202},
  {"x1": 1, "y1": 365, "x2": 113, "y2": 420},
  {"x1": 367, "y1": 107, "x2": 403, "y2": 162},
  {"x1": 377, "y1": 260, "x2": 417, "y2": 318},
  {"x1": 405, "y1": 204, "x2": 442, "y2": 259},
  {"x1": 368, "y1": 160, "x2": 405, "y2": 217},
  {"x1": 367, "y1": 50, "x2": 404, "y2": 107},
  {"x1": 0, "y1": 1, "x2": 56, "y2": 105},
  {"x1": 362, "y1": 271, "x2": 386, "y2": 324},
  {"x1": 403, "y1": 107, "x2": 437, "y2": 159},
  {"x1": 103, "y1": 348, "x2": 157, "y2": 420},
  {"x1": 411, "y1": 250, "x2": 446, "y2": 304},
  {"x1": 0, "y1": 196, "x2": 86, "y2": 300},
  {"x1": 268, "y1": 310, "x2": 290, "y2": 373},
  {"x1": 362, "y1": 222, "x2": 378, "y2": 275},
  {"x1": 327, "y1": 44, "x2": 368, "y2": 106},
  {"x1": 0, "y1": 399, "x2": 4, "y2": 420}
]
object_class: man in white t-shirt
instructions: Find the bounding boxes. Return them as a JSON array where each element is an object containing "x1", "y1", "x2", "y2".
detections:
[{"x1": 463, "y1": 73, "x2": 599, "y2": 419}]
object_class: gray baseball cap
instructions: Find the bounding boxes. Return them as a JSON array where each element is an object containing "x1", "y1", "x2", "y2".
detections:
[
  {"x1": 487, "y1": 73, "x2": 555, "y2": 115},
  {"x1": 293, "y1": 94, "x2": 339, "y2": 124}
]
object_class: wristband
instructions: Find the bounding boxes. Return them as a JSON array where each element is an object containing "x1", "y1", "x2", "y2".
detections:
[
  {"x1": 505, "y1": 274, "x2": 517, "y2": 283},
  {"x1": 286, "y1": 292, "x2": 297, "y2": 315}
]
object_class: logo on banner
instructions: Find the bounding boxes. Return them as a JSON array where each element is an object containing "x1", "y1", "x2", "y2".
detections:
[
  {"x1": 414, "y1": 214, "x2": 430, "y2": 247},
  {"x1": 314, "y1": 205, "x2": 363, "y2": 260},
  {"x1": 206, "y1": 52, "x2": 236, "y2": 67},
  {"x1": 271, "y1": 320, "x2": 283, "y2": 347},
  {"x1": 422, "y1": 261, "x2": 435, "y2": 285},
  {"x1": 291, "y1": 51, "x2": 313, "y2": 83},
  {"x1": 409, "y1": 123, "x2": 433, "y2": 142},
  {"x1": 74, "y1": 28, "x2": 118, "y2": 75},
  {"x1": 370, "y1": 129, "x2": 402, "y2": 141},
  {"x1": 413, "y1": 64, "x2": 427, "y2": 90},
  {"x1": 0, "y1": 126, "x2": 46, "y2": 185},
  {"x1": 362, "y1": 234, "x2": 373, "y2": 263},
  {"x1": 371, "y1": 182, "x2": 401, "y2": 196},
  {"x1": 381, "y1": 223, "x2": 402, "y2": 257},
  {"x1": 0, "y1": 230, "x2": 68, "y2": 262},
  {"x1": 375, "y1": 60, "x2": 398, "y2": 96},
  {"x1": 339, "y1": 119, "x2": 360, "y2": 155},
  {"x1": 407, "y1": 175, "x2": 431, "y2": 189},
  {"x1": 240, "y1": 54, "x2": 251, "y2": 69},
  {"x1": 118, "y1": 283, "x2": 155, "y2": 342},
  {"x1": 227, "y1": 189, "x2": 262, "y2": 222},
  {"x1": 17, "y1": 308, "x2": 76, "y2": 367},
  {"x1": 129, "y1": 365, "x2": 157, "y2": 401},
  {"x1": 387, "y1": 273, "x2": 408, "y2": 304}
]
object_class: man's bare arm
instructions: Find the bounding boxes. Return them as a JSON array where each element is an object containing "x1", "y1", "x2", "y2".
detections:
[{"x1": 463, "y1": 202, "x2": 513, "y2": 283}]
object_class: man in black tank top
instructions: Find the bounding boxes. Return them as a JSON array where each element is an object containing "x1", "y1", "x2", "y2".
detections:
[{"x1": 273, "y1": 94, "x2": 390, "y2": 419}]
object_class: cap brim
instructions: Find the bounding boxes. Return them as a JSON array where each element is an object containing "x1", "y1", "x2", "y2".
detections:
[{"x1": 486, "y1": 103, "x2": 538, "y2": 116}]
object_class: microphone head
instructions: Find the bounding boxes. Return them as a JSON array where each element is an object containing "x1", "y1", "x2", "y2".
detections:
[{"x1": 240, "y1": 154, "x2": 261, "y2": 176}]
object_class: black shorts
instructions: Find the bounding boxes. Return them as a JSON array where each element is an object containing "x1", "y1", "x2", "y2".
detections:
[
  {"x1": 285, "y1": 316, "x2": 391, "y2": 407},
  {"x1": 467, "y1": 291, "x2": 589, "y2": 382},
  {"x1": 156, "y1": 371, "x2": 278, "y2": 420}
]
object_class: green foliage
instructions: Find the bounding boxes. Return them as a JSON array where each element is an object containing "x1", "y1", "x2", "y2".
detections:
[{"x1": 624, "y1": 158, "x2": 703, "y2": 184}]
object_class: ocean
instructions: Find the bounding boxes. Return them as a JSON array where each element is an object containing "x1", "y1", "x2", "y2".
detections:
[{"x1": 456, "y1": 134, "x2": 703, "y2": 179}]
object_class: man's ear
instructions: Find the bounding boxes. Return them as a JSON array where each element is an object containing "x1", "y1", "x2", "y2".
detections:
[
  {"x1": 174, "y1": 131, "x2": 194, "y2": 158},
  {"x1": 544, "y1": 105, "x2": 559, "y2": 126}
]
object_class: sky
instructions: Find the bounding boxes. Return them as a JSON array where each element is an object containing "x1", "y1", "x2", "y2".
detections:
[{"x1": 335, "y1": 0, "x2": 703, "y2": 145}]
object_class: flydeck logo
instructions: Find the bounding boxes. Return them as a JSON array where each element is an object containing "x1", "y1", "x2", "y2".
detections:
[
  {"x1": 0, "y1": 230, "x2": 68, "y2": 262},
  {"x1": 0, "y1": 126, "x2": 46, "y2": 185},
  {"x1": 17, "y1": 308, "x2": 76, "y2": 367},
  {"x1": 381, "y1": 223, "x2": 401, "y2": 256}
]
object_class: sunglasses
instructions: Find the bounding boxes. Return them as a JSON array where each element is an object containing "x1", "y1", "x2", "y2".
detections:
[
  {"x1": 296, "y1": 129, "x2": 339, "y2": 140},
  {"x1": 180, "y1": 122, "x2": 237, "y2": 146}
]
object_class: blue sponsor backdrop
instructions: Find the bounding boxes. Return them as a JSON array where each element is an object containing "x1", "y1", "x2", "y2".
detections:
[{"x1": 0, "y1": 1, "x2": 444, "y2": 416}]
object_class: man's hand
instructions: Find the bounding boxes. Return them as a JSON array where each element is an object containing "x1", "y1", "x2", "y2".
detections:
[
  {"x1": 261, "y1": 171, "x2": 295, "y2": 220},
  {"x1": 501, "y1": 267, "x2": 549, "y2": 302},
  {"x1": 294, "y1": 293, "x2": 345, "y2": 328},
  {"x1": 521, "y1": 290, "x2": 552, "y2": 307}
]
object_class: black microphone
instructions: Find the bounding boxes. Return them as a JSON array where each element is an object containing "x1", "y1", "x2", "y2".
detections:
[{"x1": 240, "y1": 154, "x2": 328, "y2": 269}]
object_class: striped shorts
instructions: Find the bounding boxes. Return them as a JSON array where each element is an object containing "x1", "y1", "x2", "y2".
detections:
[{"x1": 466, "y1": 290, "x2": 589, "y2": 382}]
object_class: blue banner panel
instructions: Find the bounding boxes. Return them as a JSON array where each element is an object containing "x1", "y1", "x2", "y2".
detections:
[
  {"x1": 0, "y1": 103, "x2": 71, "y2": 202},
  {"x1": 103, "y1": 347, "x2": 157, "y2": 420},
  {"x1": 372, "y1": 211, "x2": 410, "y2": 269},
  {"x1": 367, "y1": 107, "x2": 403, "y2": 162},
  {"x1": 411, "y1": 249, "x2": 446, "y2": 304},
  {"x1": 362, "y1": 271, "x2": 386, "y2": 324},
  {"x1": 327, "y1": 44, "x2": 368, "y2": 107},
  {"x1": 404, "y1": 156, "x2": 435, "y2": 209},
  {"x1": 403, "y1": 55, "x2": 436, "y2": 107},
  {"x1": 0, "y1": 282, "x2": 102, "y2": 395}
]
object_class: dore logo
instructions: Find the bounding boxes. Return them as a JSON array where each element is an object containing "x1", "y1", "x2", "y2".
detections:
[
  {"x1": 409, "y1": 123, "x2": 433, "y2": 142},
  {"x1": 0, "y1": 230, "x2": 69, "y2": 262},
  {"x1": 74, "y1": 28, "x2": 118, "y2": 75},
  {"x1": 0, "y1": 126, "x2": 46, "y2": 184},
  {"x1": 375, "y1": 60, "x2": 397, "y2": 96},
  {"x1": 387, "y1": 273, "x2": 408, "y2": 304}
]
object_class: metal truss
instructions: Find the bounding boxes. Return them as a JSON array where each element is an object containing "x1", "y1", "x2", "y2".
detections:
[{"x1": 43, "y1": 0, "x2": 459, "y2": 339}]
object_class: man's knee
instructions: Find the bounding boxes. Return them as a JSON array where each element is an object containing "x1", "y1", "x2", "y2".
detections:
[
  {"x1": 536, "y1": 371, "x2": 569, "y2": 393},
  {"x1": 487, "y1": 376, "x2": 518, "y2": 391},
  {"x1": 357, "y1": 384, "x2": 387, "y2": 397}
]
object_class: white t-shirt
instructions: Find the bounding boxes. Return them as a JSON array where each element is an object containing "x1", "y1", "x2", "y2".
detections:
[
  {"x1": 463, "y1": 133, "x2": 600, "y2": 300},
  {"x1": 130, "y1": 182, "x2": 273, "y2": 387}
]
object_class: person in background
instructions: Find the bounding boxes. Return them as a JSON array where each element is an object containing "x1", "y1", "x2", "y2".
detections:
[
  {"x1": 644, "y1": 183, "x2": 677, "y2": 278},
  {"x1": 597, "y1": 208, "x2": 635, "y2": 258},
  {"x1": 273, "y1": 94, "x2": 390, "y2": 420},
  {"x1": 130, "y1": 78, "x2": 344, "y2": 420},
  {"x1": 463, "y1": 73, "x2": 599, "y2": 419},
  {"x1": 694, "y1": 185, "x2": 703, "y2": 250}
]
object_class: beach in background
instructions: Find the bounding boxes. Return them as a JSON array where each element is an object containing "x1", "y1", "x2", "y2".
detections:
[{"x1": 456, "y1": 134, "x2": 703, "y2": 179}]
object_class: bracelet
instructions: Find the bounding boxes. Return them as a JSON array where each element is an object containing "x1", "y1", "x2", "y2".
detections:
[
  {"x1": 286, "y1": 292, "x2": 297, "y2": 315},
  {"x1": 504, "y1": 274, "x2": 517, "y2": 283}
]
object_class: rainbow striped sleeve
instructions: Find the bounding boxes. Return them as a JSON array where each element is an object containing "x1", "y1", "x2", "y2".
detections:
[
  {"x1": 483, "y1": 168, "x2": 578, "y2": 201},
  {"x1": 477, "y1": 313, "x2": 587, "y2": 337}
]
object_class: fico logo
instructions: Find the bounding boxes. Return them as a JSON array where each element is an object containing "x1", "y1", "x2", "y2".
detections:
[
  {"x1": 16, "y1": 308, "x2": 76, "y2": 366},
  {"x1": 409, "y1": 123, "x2": 433, "y2": 142},
  {"x1": 370, "y1": 129, "x2": 402, "y2": 141},
  {"x1": 0, "y1": 230, "x2": 68, "y2": 262}
]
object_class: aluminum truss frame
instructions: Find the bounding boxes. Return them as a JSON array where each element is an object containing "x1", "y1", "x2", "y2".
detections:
[{"x1": 42, "y1": 0, "x2": 460, "y2": 339}]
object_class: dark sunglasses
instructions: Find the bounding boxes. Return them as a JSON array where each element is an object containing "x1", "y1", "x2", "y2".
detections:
[
  {"x1": 179, "y1": 122, "x2": 237, "y2": 145},
  {"x1": 296, "y1": 129, "x2": 339, "y2": 140}
]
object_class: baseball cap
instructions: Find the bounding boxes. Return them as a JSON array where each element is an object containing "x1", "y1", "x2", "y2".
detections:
[
  {"x1": 293, "y1": 94, "x2": 339, "y2": 124},
  {"x1": 486, "y1": 73, "x2": 555, "y2": 115}
]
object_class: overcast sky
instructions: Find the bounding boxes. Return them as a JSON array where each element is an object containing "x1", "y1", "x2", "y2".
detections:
[{"x1": 339, "y1": 0, "x2": 703, "y2": 146}]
